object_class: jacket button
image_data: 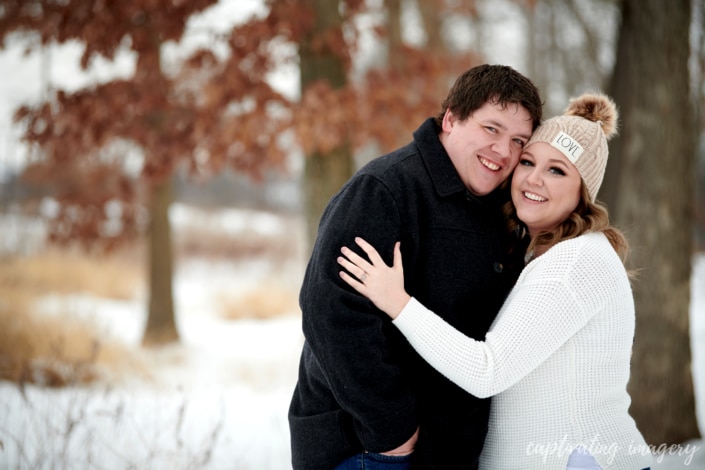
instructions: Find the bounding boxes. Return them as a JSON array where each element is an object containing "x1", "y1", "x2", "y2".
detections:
[{"x1": 493, "y1": 262, "x2": 503, "y2": 273}]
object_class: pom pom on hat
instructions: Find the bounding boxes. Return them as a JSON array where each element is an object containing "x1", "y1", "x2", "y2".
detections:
[
  {"x1": 525, "y1": 92, "x2": 619, "y2": 201},
  {"x1": 564, "y1": 93, "x2": 618, "y2": 140}
]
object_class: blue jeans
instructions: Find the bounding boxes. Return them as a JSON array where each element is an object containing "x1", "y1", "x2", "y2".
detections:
[{"x1": 333, "y1": 452, "x2": 413, "y2": 470}]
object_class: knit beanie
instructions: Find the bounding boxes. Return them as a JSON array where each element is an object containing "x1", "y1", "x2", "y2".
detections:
[{"x1": 525, "y1": 92, "x2": 618, "y2": 201}]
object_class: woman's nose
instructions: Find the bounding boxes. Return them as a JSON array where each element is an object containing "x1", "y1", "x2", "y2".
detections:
[{"x1": 526, "y1": 168, "x2": 543, "y2": 186}]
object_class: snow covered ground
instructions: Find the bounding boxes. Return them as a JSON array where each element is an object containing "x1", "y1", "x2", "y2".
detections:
[
  {"x1": 0, "y1": 206, "x2": 306, "y2": 469},
  {"x1": 0, "y1": 206, "x2": 703, "y2": 469}
]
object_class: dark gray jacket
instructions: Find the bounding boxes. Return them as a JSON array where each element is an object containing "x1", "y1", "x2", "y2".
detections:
[{"x1": 288, "y1": 118, "x2": 525, "y2": 469}]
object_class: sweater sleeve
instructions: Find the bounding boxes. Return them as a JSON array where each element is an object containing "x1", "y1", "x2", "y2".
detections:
[{"x1": 393, "y1": 240, "x2": 606, "y2": 398}]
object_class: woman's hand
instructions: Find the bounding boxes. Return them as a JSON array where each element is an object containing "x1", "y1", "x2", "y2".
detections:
[
  {"x1": 381, "y1": 426, "x2": 419, "y2": 456},
  {"x1": 337, "y1": 237, "x2": 411, "y2": 319}
]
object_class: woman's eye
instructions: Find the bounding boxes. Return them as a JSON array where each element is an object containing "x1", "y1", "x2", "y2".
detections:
[
  {"x1": 549, "y1": 167, "x2": 566, "y2": 176},
  {"x1": 519, "y1": 159, "x2": 533, "y2": 166}
]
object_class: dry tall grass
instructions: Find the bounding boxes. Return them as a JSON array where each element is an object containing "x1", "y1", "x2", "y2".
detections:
[
  {"x1": 1, "y1": 246, "x2": 143, "y2": 300},
  {"x1": 0, "y1": 247, "x2": 145, "y2": 387},
  {"x1": 218, "y1": 283, "x2": 299, "y2": 320},
  {"x1": 175, "y1": 209, "x2": 304, "y2": 320},
  {"x1": 0, "y1": 209, "x2": 305, "y2": 388},
  {"x1": 173, "y1": 211, "x2": 304, "y2": 261}
]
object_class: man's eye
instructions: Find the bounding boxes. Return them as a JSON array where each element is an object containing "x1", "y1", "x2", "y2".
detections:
[
  {"x1": 485, "y1": 126, "x2": 497, "y2": 133},
  {"x1": 513, "y1": 139, "x2": 526, "y2": 147}
]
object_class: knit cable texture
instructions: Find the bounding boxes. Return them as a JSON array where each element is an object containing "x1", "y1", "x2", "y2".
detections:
[{"x1": 393, "y1": 232, "x2": 653, "y2": 469}]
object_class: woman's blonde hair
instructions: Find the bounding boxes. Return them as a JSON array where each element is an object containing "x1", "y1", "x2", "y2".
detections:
[{"x1": 504, "y1": 182, "x2": 630, "y2": 263}]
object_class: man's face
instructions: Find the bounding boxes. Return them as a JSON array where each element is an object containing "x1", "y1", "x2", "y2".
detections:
[{"x1": 440, "y1": 101, "x2": 533, "y2": 196}]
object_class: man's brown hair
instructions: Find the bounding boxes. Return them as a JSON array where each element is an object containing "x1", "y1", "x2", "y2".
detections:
[{"x1": 435, "y1": 64, "x2": 543, "y2": 130}]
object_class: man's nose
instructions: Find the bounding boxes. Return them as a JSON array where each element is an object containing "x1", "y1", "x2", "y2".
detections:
[{"x1": 491, "y1": 138, "x2": 512, "y2": 159}]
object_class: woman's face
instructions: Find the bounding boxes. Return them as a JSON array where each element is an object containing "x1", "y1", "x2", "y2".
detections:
[{"x1": 511, "y1": 142, "x2": 582, "y2": 237}]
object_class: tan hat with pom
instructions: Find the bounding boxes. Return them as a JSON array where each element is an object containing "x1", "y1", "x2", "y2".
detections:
[{"x1": 525, "y1": 92, "x2": 618, "y2": 201}]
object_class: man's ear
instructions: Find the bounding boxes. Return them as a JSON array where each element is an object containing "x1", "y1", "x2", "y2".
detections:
[{"x1": 441, "y1": 109, "x2": 455, "y2": 132}]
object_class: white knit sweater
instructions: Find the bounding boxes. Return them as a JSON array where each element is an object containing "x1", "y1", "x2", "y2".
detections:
[{"x1": 394, "y1": 232, "x2": 653, "y2": 469}]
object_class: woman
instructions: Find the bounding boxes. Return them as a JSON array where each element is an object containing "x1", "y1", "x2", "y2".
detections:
[{"x1": 337, "y1": 93, "x2": 652, "y2": 469}]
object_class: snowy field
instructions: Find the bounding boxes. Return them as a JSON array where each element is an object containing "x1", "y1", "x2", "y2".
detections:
[
  {"x1": 0, "y1": 205, "x2": 703, "y2": 469},
  {"x1": 0, "y1": 205, "x2": 307, "y2": 469}
]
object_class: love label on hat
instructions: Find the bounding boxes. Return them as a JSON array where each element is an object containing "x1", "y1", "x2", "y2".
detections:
[{"x1": 550, "y1": 131, "x2": 584, "y2": 164}]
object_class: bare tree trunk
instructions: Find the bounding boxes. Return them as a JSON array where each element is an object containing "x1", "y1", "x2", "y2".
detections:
[
  {"x1": 606, "y1": 0, "x2": 700, "y2": 444},
  {"x1": 525, "y1": 3, "x2": 541, "y2": 98},
  {"x1": 140, "y1": 26, "x2": 179, "y2": 346},
  {"x1": 385, "y1": 0, "x2": 402, "y2": 70},
  {"x1": 300, "y1": 0, "x2": 353, "y2": 253},
  {"x1": 691, "y1": 0, "x2": 705, "y2": 253},
  {"x1": 143, "y1": 178, "x2": 179, "y2": 346},
  {"x1": 416, "y1": 0, "x2": 443, "y2": 52}
]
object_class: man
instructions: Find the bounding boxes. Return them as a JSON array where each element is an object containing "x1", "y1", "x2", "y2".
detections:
[{"x1": 289, "y1": 64, "x2": 542, "y2": 469}]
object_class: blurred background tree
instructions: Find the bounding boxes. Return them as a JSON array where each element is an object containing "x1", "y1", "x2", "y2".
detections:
[
  {"x1": 0, "y1": 0, "x2": 702, "y2": 447},
  {"x1": 603, "y1": 0, "x2": 700, "y2": 444},
  {"x1": 0, "y1": 0, "x2": 294, "y2": 345}
]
